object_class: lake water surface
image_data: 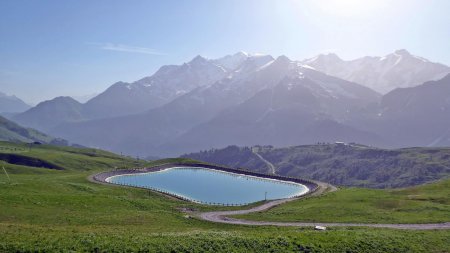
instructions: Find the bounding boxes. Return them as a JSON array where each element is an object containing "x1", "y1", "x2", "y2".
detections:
[{"x1": 107, "y1": 167, "x2": 309, "y2": 205}]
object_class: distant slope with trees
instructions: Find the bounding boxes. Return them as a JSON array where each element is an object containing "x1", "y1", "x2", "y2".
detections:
[{"x1": 182, "y1": 144, "x2": 450, "y2": 188}]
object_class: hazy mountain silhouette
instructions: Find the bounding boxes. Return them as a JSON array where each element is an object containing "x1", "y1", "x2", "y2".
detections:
[
  {"x1": 13, "y1": 96, "x2": 84, "y2": 131},
  {"x1": 303, "y1": 49, "x2": 450, "y2": 94},
  {"x1": 10, "y1": 52, "x2": 450, "y2": 157},
  {"x1": 0, "y1": 115, "x2": 71, "y2": 145},
  {"x1": 52, "y1": 54, "x2": 278, "y2": 155},
  {"x1": 0, "y1": 92, "x2": 31, "y2": 114},
  {"x1": 375, "y1": 74, "x2": 450, "y2": 147},
  {"x1": 83, "y1": 55, "x2": 231, "y2": 119},
  {"x1": 52, "y1": 55, "x2": 383, "y2": 156},
  {"x1": 13, "y1": 53, "x2": 262, "y2": 128},
  {"x1": 160, "y1": 56, "x2": 383, "y2": 155}
]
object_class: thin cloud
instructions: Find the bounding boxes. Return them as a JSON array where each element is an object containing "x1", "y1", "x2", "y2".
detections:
[{"x1": 87, "y1": 42, "x2": 164, "y2": 55}]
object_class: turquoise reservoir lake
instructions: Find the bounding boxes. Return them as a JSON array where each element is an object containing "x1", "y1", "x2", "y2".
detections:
[{"x1": 107, "y1": 167, "x2": 309, "y2": 205}]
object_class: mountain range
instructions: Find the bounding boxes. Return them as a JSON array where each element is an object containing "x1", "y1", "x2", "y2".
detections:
[
  {"x1": 303, "y1": 49, "x2": 450, "y2": 94},
  {"x1": 0, "y1": 92, "x2": 31, "y2": 114},
  {"x1": 375, "y1": 74, "x2": 450, "y2": 147},
  {"x1": 158, "y1": 56, "x2": 383, "y2": 155},
  {"x1": 13, "y1": 96, "x2": 84, "y2": 131},
  {"x1": 11, "y1": 52, "x2": 252, "y2": 129},
  {"x1": 7, "y1": 50, "x2": 450, "y2": 157}
]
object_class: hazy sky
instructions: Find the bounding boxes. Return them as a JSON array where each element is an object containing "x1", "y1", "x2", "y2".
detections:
[{"x1": 1, "y1": 0, "x2": 449, "y2": 104}]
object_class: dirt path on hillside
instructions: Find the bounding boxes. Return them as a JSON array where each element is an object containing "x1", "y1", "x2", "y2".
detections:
[
  {"x1": 252, "y1": 150, "x2": 276, "y2": 174},
  {"x1": 197, "y1": 183, "x2": 449, "y2": 230}
]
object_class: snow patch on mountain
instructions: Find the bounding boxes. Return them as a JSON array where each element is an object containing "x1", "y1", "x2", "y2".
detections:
[{"x1": 302, "y1": 49, "x2": 450, "y2": 94}]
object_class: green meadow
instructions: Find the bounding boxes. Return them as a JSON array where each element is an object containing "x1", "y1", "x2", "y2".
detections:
[
  {"x1": 235, "y1": 179, "x2": 450, "y2": 224},
  {"x1": 0, "y1": 141, "x2": 449, "y2": 252}
]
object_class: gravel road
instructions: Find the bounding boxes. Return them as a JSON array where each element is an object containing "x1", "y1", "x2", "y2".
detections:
[{"x1": 198, "y1": 184, "x2": 450, "y2": 230}]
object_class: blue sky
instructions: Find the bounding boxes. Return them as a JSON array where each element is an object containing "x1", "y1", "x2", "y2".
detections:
[{"x1": 1, "y1": 0, "x2": 449, "y2": 104}]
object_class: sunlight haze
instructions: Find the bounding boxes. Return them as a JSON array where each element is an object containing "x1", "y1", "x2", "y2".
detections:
[{"x1": 0, "y1": 0, "x2": 449, "y2": 103}]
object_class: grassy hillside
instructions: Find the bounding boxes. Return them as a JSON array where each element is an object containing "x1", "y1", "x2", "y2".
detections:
[
  {"x1": 182, "y1": 144, "x2": 450, "y2": 188},
  {"x1": 0, "y1": 115, "x2": 73, "y2": 147},
  {"x1": 0, "y1": 142, "x2": 449, "y2": 252},
  {"x1": 236, "y1": 178, "x2": 450, "y2": 224}
]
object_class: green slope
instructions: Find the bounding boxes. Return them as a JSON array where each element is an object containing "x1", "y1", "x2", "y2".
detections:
[
  {"x1": 0, "y1": 141, "x2": 449, "y2": 252},
  {"x1": 236, "y1": 179, "x2": 450, "y2": 224},
  {"x1": 0, "y1": 115, "x2": 56, "y2": 144},
  {"x1": 182, "y1": 144, "x2": 450, "y2": 188}
]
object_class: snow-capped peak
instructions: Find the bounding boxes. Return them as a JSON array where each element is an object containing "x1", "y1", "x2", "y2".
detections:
[
  {"x1": 301, "y1": 49, "x2": 450, "y2": 94},
  {"x1": 275, "y1": 55, "x2": 291, "y2": 63},
  {"x1": 188, "y1": 55, "x2": 209, "y2": 65},
  {"x1": 235, "y1": 51, "x2": 249, "y2": 57},
  {"x1": 303, "y1": 53, "x2": 343, "y2": 65},
  {"x1": 213, "y1": 52, "x2": 274, "y2": 72},
  {"x1": 394, "y1": 49, "x2": 410, "y2": 56},
  {"x1": 213, "y1": 52, "x2": 249, "y2": 71}
]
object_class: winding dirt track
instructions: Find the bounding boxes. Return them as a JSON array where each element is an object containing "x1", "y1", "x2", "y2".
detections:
[
  {"x1": 252, "y1": 150, "x2": 276, "y2": 174},
  {"x1": 198, "y1": 183, "x2": 450, "y2": 230}
]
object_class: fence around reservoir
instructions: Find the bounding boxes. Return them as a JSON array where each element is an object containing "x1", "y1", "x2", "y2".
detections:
[{"x1": 93, "y1": 162, "x2": 320, "y2": 206}]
